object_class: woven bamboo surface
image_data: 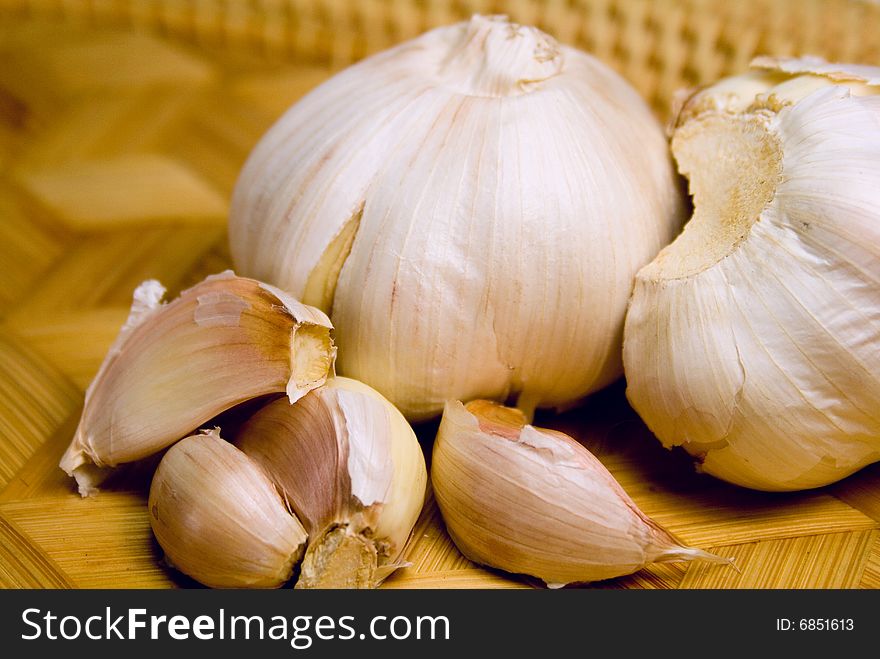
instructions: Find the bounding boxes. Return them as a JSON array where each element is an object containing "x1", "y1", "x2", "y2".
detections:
[{"x1": 0, "y1": 0, "x2": 879, "y2": 589}]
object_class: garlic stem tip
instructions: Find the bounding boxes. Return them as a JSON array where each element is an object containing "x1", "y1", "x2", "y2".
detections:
[{"x1": 664, "y1": 546, "x2": 737, "y2": 569}]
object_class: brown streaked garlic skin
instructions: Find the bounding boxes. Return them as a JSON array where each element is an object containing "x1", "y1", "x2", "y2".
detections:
[
  {"x1": 229, "y1": 14, "x2": 685, "y2": 423},
  {"x1": 432, "y1": 400, "x2": 730, "y2": 587},
  {"x1": 60, "y1": 271, "x2": 335, "y2": 496},
  {"x1": 148, "y1": 428, "x2": 307, "y2": 589},
  {"x1": 235, "y1": 377, "x2": 427, "y2": 589},
  {"x1": 625, "y1": 56, "x2": 880, "y2": 491}
]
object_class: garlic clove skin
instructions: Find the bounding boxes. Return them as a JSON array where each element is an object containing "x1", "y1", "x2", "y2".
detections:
[
  {"x1": 625, "y1": 57, "x2": 880, "y2": 491},
  {"x1": 230, "y1": 14, "x2": 685, "y2": 422},
  {"x1": 320, "y1": 377, "x2": 428, "y2": 557},
  {"x1": 233, "y1": 376, "x2": 427, "y2": 589},
  {"x1": 60, "y1": 271, "x2": 335, "y2": 496},
  {"x1": 751, "y1": 56, "x2": 880, "y2": 86},
  {"x1": 432, "y1": 400, "x2": 729, "y2": 587},
  {"x1": 148, "y1": 428, "x2": 308, "y2": 589}
]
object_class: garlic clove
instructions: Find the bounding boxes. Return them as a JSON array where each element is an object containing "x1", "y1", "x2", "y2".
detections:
[
  {"x1": 432, "y1": 400, "x2": 730, "y2": 587},
  {"x1": 233, "y1": 376, "x2": 426, "y2": 589},
  {"x1": 625, "y1": 56, "x2": 880, "y2": 491},
  {"x1": 60, "y1": 270, "x2": 335, "y2": 496},
  {"x1": 148, "y1": 428, "x2": 308, "y2": 589}
]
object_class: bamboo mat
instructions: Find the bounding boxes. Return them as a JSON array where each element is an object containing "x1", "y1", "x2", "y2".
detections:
[{"x1": 0, "y1": 0, "x2": 879, "y2": 589}]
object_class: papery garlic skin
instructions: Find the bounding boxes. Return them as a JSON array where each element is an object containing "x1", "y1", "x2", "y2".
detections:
[
  {"x1": 60, "y1": 271, "x2": 335, "y2": 496},
  {"x1": 234, "y1": 377, "x2": 427, "y2": 588},
  {"x1": 230, "y1": 14, "x2": 685, "y2": 421},
  {"x1": 625, "y1": 57, "x2": 880, "y2": 491},
  {"x1": 322, "y1": 377, "x2": 427, "y2": 560},
  {"x1": 149, "y1": 429, "x2": 308, "y2": 589},
  {"x1": 432, "y1": 401, "x2": 727, "y2": 587}
]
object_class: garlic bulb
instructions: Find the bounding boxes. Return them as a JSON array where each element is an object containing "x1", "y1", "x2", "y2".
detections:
[
  {"x1": 150, "y1": 377, "x2": 426, "y2": 589},
  {"x1": 230, "y1": 14, "x2": 685, "y2": 421},
  {"x1": 624, "y1": 57, "x2": 880, "y2": 491},
  {"x1": 432, "y1": 400, "x2": 729, "y2": 587},
  {"x1": 60, "y1": 271, "x2": 335, "y2": 495},
  {"x1": 149, "y1": 429, "x2": 308, "y2": 589}
]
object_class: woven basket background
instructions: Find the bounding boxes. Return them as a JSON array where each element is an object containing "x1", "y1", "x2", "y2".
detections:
[
  {"x1": 3, "y1": 0, "x2": 880, "y2": 115},
  {"x1": 1, "y1": 0, "x2": 879, "y2": 589}
]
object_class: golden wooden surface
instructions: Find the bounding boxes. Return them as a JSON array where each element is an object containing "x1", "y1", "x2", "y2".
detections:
[{"x1": 0, "y1": 1, "x2": 879, "y2": 589}]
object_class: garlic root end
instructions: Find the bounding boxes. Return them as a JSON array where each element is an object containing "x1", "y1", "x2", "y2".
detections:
[{"x1": 296, "y1": 525, "x2": 377, "y2": 589}]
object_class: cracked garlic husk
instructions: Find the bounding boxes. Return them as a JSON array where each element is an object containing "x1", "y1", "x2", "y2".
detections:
[
  {"x1": 624, "y1": 56, "x2": 880, "y2": 491},
  {"x1": 60, "y1": 271, "x2": 335, "y2": 495},
  {"x1": 150, "y1": 377, "x2": 426, "y2": 589},
  {"x1": 230, "y1": 14, "x2": 685, "y2": 422},
  {"x1": 432, "y1": 400, "x2": 730, "y2": 587}
]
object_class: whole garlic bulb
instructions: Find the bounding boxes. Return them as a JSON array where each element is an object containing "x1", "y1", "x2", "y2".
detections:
[
  {"x1": 624, "y1": 57, "x2": 880, "y2": 491},
  {"x1": 230, "y1": 14, "x2": 685, "y2": 421}
]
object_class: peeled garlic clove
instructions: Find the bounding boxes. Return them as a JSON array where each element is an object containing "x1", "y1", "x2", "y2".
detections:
[
  {"x1": 148, "y1": 428, "x2": 308, "y2": 589},
  {"x1": 625, "y1": 56, "x2": 880, "y2": 491},
  {"x1": 60, "y1": 270, "x2": 335, "y2": 495},
  {"x1": 234, "y1": 377, "x2": 427, "y2": 588},
  {"x1": 432, "y1": 400, "x2": 729, "y2": 587},
  {"x1": 230, "y1": 15, "x2": 685, "y2": 422}
]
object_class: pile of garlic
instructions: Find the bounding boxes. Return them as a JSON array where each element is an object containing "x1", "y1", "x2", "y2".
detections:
[
  {"x1": 59, "y1": 15, "x2": 880, "y2": 590},
  {"x1": 61, "y1": 273, "x2": 426, "y2": 589},
  {"x1": 220, "y1": 14, "x2": 732, "y2": 585}
]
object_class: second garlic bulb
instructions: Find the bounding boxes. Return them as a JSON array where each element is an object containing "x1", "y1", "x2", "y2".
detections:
[{"x1": 624, "y1": 57, "x2": 880, "y2": 491}]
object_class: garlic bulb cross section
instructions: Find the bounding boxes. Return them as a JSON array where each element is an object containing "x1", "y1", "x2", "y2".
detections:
[
  {"x1": 624, "y1": 57, "x2": 880, "y2": 491},
  {"x1": 230, "y1": 14, "x2": 685, "y2": 421}
]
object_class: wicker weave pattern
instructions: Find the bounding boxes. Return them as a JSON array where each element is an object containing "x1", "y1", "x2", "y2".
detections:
[
  {"x1": 1, "y1": 0, "x2": 879, "y2": 115},
  {"x1": 0, "y1": 1, "x2": 879, "y2": 589}
]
